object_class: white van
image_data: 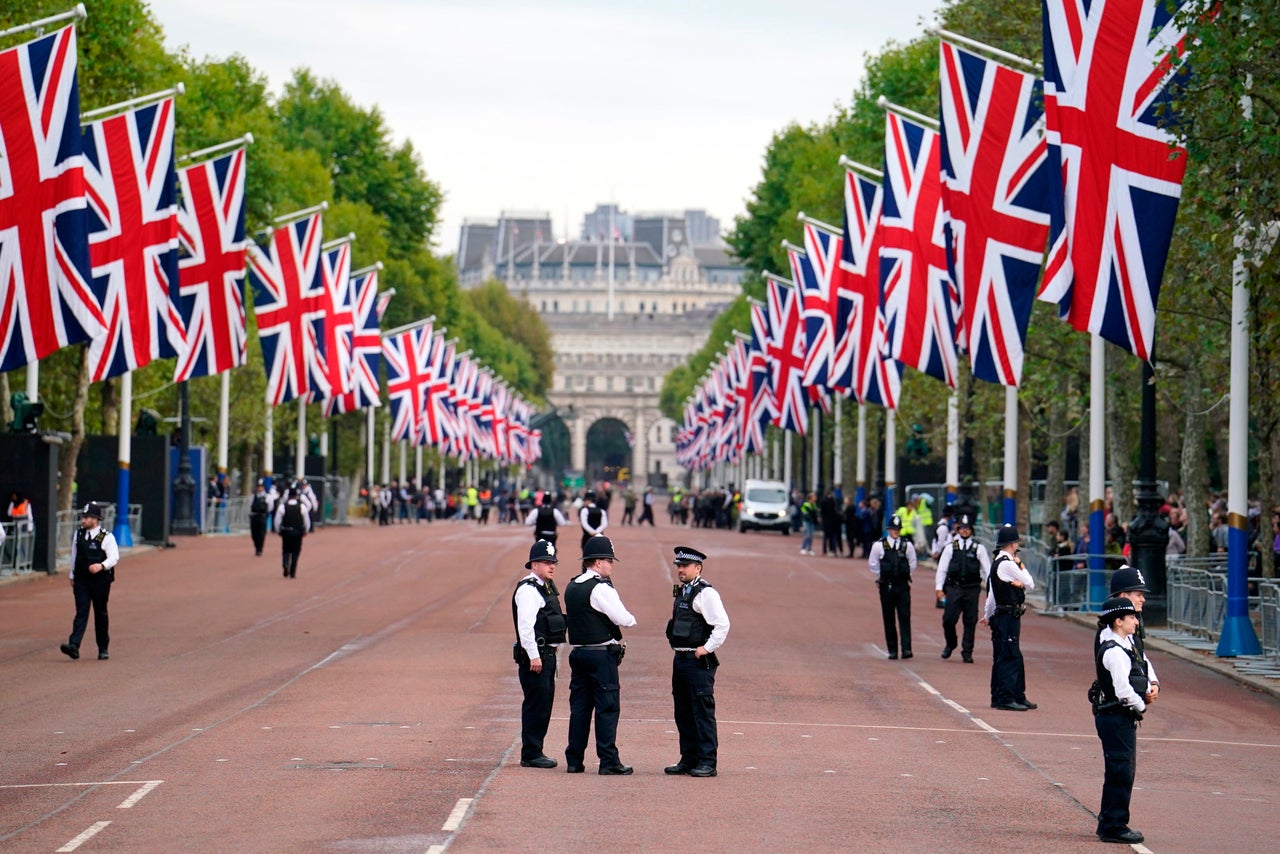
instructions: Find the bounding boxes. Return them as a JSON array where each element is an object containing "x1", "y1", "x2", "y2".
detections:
[{"x1": 738, "y1": 479, "x2": 791, "y2": 534}]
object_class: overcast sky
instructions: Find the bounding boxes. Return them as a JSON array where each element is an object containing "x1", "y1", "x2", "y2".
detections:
[{"x1": 149, "y1": 0, "x2": 941, "y2": 253}]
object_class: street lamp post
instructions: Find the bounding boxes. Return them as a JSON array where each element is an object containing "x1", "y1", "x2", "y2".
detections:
[{"x1": 1127, "y1": 358, "x2": 1168, "y2": 625}]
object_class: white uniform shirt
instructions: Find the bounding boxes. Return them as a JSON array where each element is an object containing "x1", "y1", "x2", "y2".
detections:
[
  {"x1": 514, "y1": 572, "x2": 559, "y2": 661},
  {"x1": 1097, "y1": 626, "x2": 1153, "y2": 712},
  {"x1": 69, "y1": 523, "x2": 120, "y2": 580},
  {"x1": 673, "y1": 580, "x2": 731, "y2": 653},
  {"x1": 931, "y1": 521, "x2": 953, "y2": 558},
  {"x1": 570, "y1": 569, "x2": 635, "y2": 642},
  {"x1": 934, "y1": 537, "x2": 991, "y2": 591},
  {"x1": 983, "y1": 551, "x2": 1035, "y2": 620},
  {"x1": 274, "y1": 497, "x2": 313, "y2": 532},
  {"x1": 579, "y1": 505, "x2": 609, "y2": 537},
  {"x1": 867, "y1": 536, "x2": 918, "y2": 579},
  {"x1": 524, "y1": 506, "x2": 568, "y2": 527}
]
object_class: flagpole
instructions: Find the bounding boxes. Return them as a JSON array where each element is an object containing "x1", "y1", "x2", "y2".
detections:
[
  {"x1": 81, "y1": 83, "x2": 184, "y2": 121},
  {"x1": 113, "y1": 372, "x2": 134, "y2": 547},
  {"x1": 415, "y1": 444, "x2": 423, "y2": 492},
  {"x1": 1088, "y1": 334, "x2": 1107, "y2": 607},
  {"x1": 25, "y1": 361, "x2": 38, "y2": 404},
  {"x1": 810, "y1": 409, "x2": 821, "y2": 491},
  {"x1": 1002, "y1": 386, "x2": 1017, "y2": 525},
  {"x1": 365, "y1": 406, "x2": 375, "y2": 489},
  {"x1": 783, "y1": 431, "x2": 793, "y2": 491},
  {"x1": 263, "y1": 407, "x2": 274, "y2": 490},
  {"x1": 296, "y1": 399, "x2": 306, "y2": 479},
  {"x1": 876, "y1": 96, "x2": 941, "y2": 131},
  {"x1": 855, "y1": 404, "x2": 867, "y2": 504},
  {"x1": 0, "y1": 3, "x2": 86, "y2": 40},
  {"x1": 398, "y1": 440, "x2": 407, "y2": 486},
  {"x1": 930, "y1": 28, "x2": 1043, "y2": 74},
  {"x1": 178, "y1": 133, "x2": 253, "y2": 164},
  {"x1": 946, "y1": 391, "x2": 959, "y2": 505},
  {"x1": 833, "y1": 396, "x2": 843, "y2": 492},
  {"x1": 884, "y1": 409, "x2": 897, "y2": 535},
  {"x1": 261, "y1": 201, "x2": 328, "y2": 237},
  {"x1": 380, "y1": 408, "x2": 391, "y2": 485},
  {"x1": 218, "y1": 372, "x2": 230, "y2": 484},
  {"x1": 838, "y1": 156, "x2": 884, "y2": 180}
]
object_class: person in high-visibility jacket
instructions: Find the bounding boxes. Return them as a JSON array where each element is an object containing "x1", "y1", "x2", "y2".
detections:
[{"x1": 915, "y1": 495, "x2": 934, "y2": 555}]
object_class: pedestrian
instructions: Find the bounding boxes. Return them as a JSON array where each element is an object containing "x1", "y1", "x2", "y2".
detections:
[
  {"x1": 621, "y1": 488, "x2": 636, "y2": 525},
  {"x1": 60, "y1": 502, "x2": 119, "y2": 661},
  {"x1": 842, "y1": 496, "x2": 860, "y2": 558},
  {"x1": 985, "y1": 524, "x2": 1037, "y2": 711},
  {"x1": 525, "y1": 493, "x2": 568, "y2": 544},
  {"x1": 513, "y1": 539, "x2": 567, "y2": 769},
  {"x1": 868, "y1": 514, "x2": 916, "y2": 659},
  {"x1": 275, "y1": 486, "x2": 311, "y2": 579},
  {"x1": 564, "y1": 535, "x2": 637, "y2": 775},
  {"x1": 935, "y1": 513, "x2": 990, "y2": 663},
  {"x1": 665, "y1": 546, "x2": 730, "y2": 778},
  {"x1": 820, "y1": 489, "x2": 841, "y2": 556},
  {"x1": 637, "y1": 487, "x2": 656, "y2": 526},
  {"x1": 578, "y1": 491, "x2": 608, "y2": 550},
  {"x1": 248, "y1": 480, "x2": 271, "y2": 556},
  {"x1": 1090, "y1": 597, "x2": 1156, "y2": 845},
  {"x1": 799, "y1": 492, "x2": 817, "y2": 556}
]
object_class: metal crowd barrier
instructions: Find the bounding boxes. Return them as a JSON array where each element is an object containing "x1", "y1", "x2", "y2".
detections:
[
  {"x1": 322, "y1": 476, "x2": 351, "y2": 525},
  {"x1": 203, "y1": 496, "x2": 253, "y2": 535},
  {"x1": 1259, "y1": 581, "x2": 1280, "y2": 659},
  {"x1": 56, "y1": 503, "x2": 117, "y2": 566},
  {"x1": 1, "y1": 521, "x2": 35, "y2": 575}
]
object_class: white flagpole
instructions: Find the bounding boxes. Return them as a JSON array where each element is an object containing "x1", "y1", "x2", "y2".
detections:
[
  {"x1": 1003, "y1": 386, "x2": 1017, "y2": 525},
  {"x1": 1088, "y1": 334, "x2": 1106, "y2": 605},
  {"x1": 365, "y1": 406, "x2": 375, "y2": 488},
  {"x1": 946, "y1": 391, "x2": 959, "y2": 505},
  {"x1": 783, "y1": 431, "x2": 793, "y2": 490},
  {"x1": 810, "y1": 409, "x2": 820, "y2": 490},
  {"x1": 114, "y1": 372, "x2": 134, "y2": 547},
  {"x1": 415, "y1": 444, "x2": 423, "y2": 489},
  {"x1": 0, "y1": 4, "x2": 86, "y2": 41},
  {"x1": 295, "y1": 399, "x2": 306, "y2": 477},
  {"x1": 398, "y1": 440, "x2": 407, "y2": 485},
  {"x1": 380, "y1": 409, "x2": 391, "y2": 485},
  {"x1": 833, "y1": 396, "x2": 843, "y2": 491},
  {"x1": 856, "y1": 403, "x2": 867, "y2": 503},
  {"x1": 218, "y1": 372, "x2": 230, "y2": 480},
  {"x1": 885, "y1": 409, "x2": 897, "y2": 533},
  {"x1": 25, "y1": 361, "x2": 38, "y2": 403},
  {"x1": 263, "y1": 407, "x2": 274, "y2": 488}
]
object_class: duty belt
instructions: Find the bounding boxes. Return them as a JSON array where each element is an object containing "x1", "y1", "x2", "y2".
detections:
[{"x1": 994, "y1": 604, "x2": 1026, "y2": 617}]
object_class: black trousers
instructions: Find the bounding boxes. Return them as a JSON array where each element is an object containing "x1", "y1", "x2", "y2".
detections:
[
  {"x1": 879, "y1": 583, "x2": 911, "y2": 655},
  {"x1": 989, "y1": 612, "x2": 1027, "y2": 704},
  {"x1": 280, "y1": 531, "x2": 304, "y2": 577},
  {"x1": 942, "y1": 583, "x2": 981, "y2": 655},
  {"x1": 672, "y1": 655, "x2": 718, "y2": 767},
  {"x1": 69, "y1": 573, "x2": 112, "y2": 652},
  {"x1": 250, "y1": 515, "x2": 267, "y2": 554},
  {"x1": 638, "y1": 505, "x2": 655, "y2": 526},
  {"x1": 517, "y1": 650, "x2": 557, "y2": 761},
  {"x1": 1094, "y1": 710, "x2": 1138, "y2": 835},
  {"x1": 566, "y1": 647, "x2": 622, "y2": 768}
]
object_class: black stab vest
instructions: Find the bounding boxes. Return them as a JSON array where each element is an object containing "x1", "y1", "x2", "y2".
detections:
[
  {"x1": 511, "y1": 577, "x2": 566, "y2": 646},
  {"x1": 1095, "y1": 637, "x2": 1149, "y2": 704},
  {"x1": 535, "y1": 506, "x2": 557, "y2": 537},
  {"x1": 667, "y1": 580, "x2": 713, "y2": 648},
  {"x1": 565, "y1": 574, "x2": 622, "y2": 645},
  {"x1": 946, "y1": 541, "x2": 983, "y2": 587},
  {"x1": 879, "y1": 538, "x2": 911, "y2": 584},
  {"x1": 75, "y1": 528, "x2": 107, "y2": 577},
  {"x1": 989, "y1": 554, "x2": 1026, "y2": 606}
]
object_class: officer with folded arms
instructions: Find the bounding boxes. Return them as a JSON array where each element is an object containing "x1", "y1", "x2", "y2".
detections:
[
  {"x1": 984, "y1": 524, "x2": 1036, "y2": 711},
  {"x1": 1090, "y1": 596, "x2": 1155, "y2": 845},
  {"x1": 513, "y1": 539, "x2": 566, "y2": 769},
  {"x1": 564, "y1": 535, "x2": 636, "y2": 775},
  {"x1": 665, "y1": 546, "x2": 730, "y2": 778},
  {"x1": 935, "y1": 513, "x2": 990, "y2": 662}
]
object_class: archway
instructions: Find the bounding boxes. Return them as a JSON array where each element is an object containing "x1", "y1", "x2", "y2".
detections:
[{"x1": 586, "y1": 417, "x2": 632, "y2": 488}]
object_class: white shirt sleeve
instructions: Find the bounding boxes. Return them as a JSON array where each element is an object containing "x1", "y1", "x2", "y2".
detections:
[
  {"x1": 905, "y1": 542, "x2": 917, "y2": 572},
  {"x1": 589, "y1": 581, "x2": 637, "y2": 629},
  {"x1": 997, "y1": 556, "x2": 1035, "y2": 590},
  {"x1": 514, "y1": 577, "x2": 547, "y2": 660},
  {"x1": 100, "y1": 531, "x2": 120, "y2": 569},
  {"x1": 524, "y1": 507, "x2": 538, "y2": 525},
  {"x1": 935, "y1": 544, "x2": 953, "y2": 591},
  {"x1": 867, "y1": 540, "x2": 884, "y2": 577},
  {"x1": 693, "y1": 586, "x2": 731, "y2": 652},
  {"x1": 978, "y1": 545, "x2": 992, "y2": 582},
  {"x1": 1102, "y1": 642, "x2": 1147, "y2": 712},
  {"x1": 555, "y1": 509, "x2": 568, "y2": 525}
]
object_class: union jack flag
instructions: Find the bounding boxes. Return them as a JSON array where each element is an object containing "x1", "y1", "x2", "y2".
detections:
[
  {"x1": 422, "y1": 332, "x2": 455, "y2": 447},
  {"x1": 84, "y1": 98, "x2": 183, "y2": 381},
  {"x1": 306, "y1": 243, "x2": 354, "y2": 405},
  {"x1": 798, "y1": 221, "x2": 856, "y2": 394},
  {"x1": 249, "y1": 212, "x2": 327, "y2": 405},
  {"x1": 174, "y1": 147, "x2": 247, "y2": 381},
  {"x1": 0, "y1": 26, "x2": 102, "y2": 372},
  {"x1": 1038, "y1": 0, "x2": 1190, "y2": 360},
  {"x1": 939, "y1": 41, "x2": 1050, "y2": 387},
  {"x1": 880, "y1": 111, "x2": 959, "y2": 387},
  {"x1": 841, "y1": 168, "x2": 900, "y2": 409},
  {"x1": 323, "y1": 266, "x2": 382, "y2": 415},
  {"x1": 382, "y1": 321, "x2": 434, "y2": 444},
  {"x1": 763, "y1": 277, "x2": 808, "y2": 435},
  {"x1": 744, "y1": 301, "x2": 775, "y2": 453}
]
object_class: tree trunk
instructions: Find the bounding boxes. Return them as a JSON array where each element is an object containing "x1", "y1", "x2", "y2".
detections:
[
  {"x1": 239, "y1": 442, "x2": 254, "y2": 499},
  {"x1": 57, "y1": 347, "x2": 91, "y2": 513},
  {"x1": 100, "y1": 376, "x2": 118, "y2": 437},
  {"x1": 0, "y1": 371, "x2": 10, "y2": 426},
  {"x1": 1042, "y1": 373, "x2": 1069, "y2": 538},
  {"x1": 1106, "y1": 348, "x2": 1135, "y2": 524},
  {"x1": 1181, "y1": 361, "x2": 1209, "y2": 559},
  {"x1": 1254, "y1": 339, "x2": 1278, "y2": 578}
]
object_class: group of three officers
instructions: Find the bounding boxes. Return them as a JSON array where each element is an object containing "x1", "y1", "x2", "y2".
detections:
[{"x1": 512, "y1": 534, "x2": 729, "y2": 776}]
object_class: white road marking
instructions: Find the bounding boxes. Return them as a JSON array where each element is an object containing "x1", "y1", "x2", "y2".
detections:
[
  {"x1": 1132, "y1": 844, "x2": 1153, "y2": 854},
  {"x1": 969, "y1": 717, "x2": 999, "y2": 734},
  {"x1": 0, "y1": 780, "x2": 161, "y2": 791},
  {"x1": 117, "y1": 780, "x2": 163, "y2": 809},
  {"x1": 56, "y1": 821, "x2": 110, "y2": 852},
  {"x1": 442, "y1": 798, "x2": 472, "y2": 832},
  {"x1": 426, "y1": 846, "x2": 446, "y2": 854}
]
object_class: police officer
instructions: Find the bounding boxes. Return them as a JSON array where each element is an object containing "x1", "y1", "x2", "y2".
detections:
[
  {"x1": 513, "y1": 539, "x2": 567, "y2": 769},
  {"x1": 935, "y1": 513, "x2": 990, "y2": 662},
  {"x1": 931, "y1": 504, "x2": 955, "y2": 560},
  {"x1": 578, "y1": 491, "x2": 608, "y2": 550},
  {"x1": 275, "y1": 486, "x2": 311, "y2": 578},
  {"x1": 1091, "y1": 597, "x2": 1154, "y2": 845},
  {"x1": 564, "y1": 535, "x2": 636, "y2": 775},
  {"x1": 665, "y1": 546, "x2": 730, "y2": 778},
  {"x1": 249, "y1": 480, "x2": 271, "y2": 556},
  {"x1": 60, "y1": 502, "x2": 119, "y2": 661},
  {"x1": 524, "y1": 493, "x2": 568, "y2": 544},
  {"x1": 985, "y1": 524, "x2": 1037, "y2": 711},
  {"x1": 868, "y1": 514, "x2": 917, "y2": 659},
  {"x1": 1108, "y1": 565, "x2": 1159, "y2": 702}
]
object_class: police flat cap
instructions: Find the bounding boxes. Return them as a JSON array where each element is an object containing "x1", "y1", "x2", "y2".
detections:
[
  {"x1": 673, "y1": 546, "x2": 707, "y2": 565},
  {"x1": 1097, "y1": 596, "x2": 1138, "y2": 624}
]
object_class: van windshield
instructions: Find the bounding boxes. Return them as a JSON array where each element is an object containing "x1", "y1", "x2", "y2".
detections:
[{"x1": 746, "y1": 487, "x2": 787, "y2": 503}]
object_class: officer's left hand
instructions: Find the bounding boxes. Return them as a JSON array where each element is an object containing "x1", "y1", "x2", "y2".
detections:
[
  {"x1": 88, "y1": 563, "x2": 102, "y2": 574},
  {"x1": 1144, "y1": 684, "x2": 1159, "y2": 704},
  {"x1": 694, "y1": 646, "x2": 708, "y2": 658}
]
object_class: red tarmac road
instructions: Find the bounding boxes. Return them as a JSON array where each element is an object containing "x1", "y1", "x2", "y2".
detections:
[{"x1": 1, "y1": 517, "x2": 1276, "y2": 853}]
